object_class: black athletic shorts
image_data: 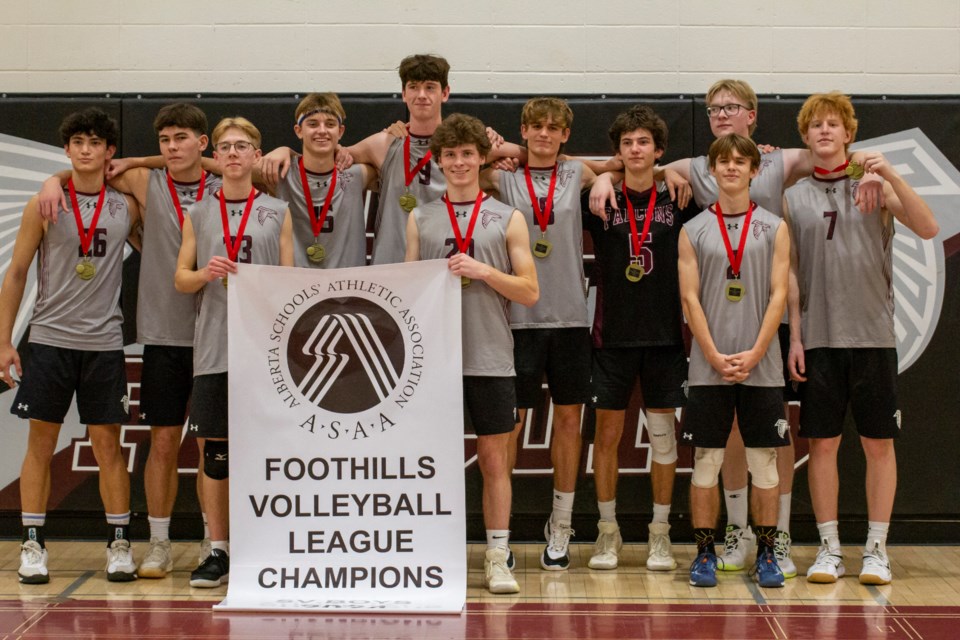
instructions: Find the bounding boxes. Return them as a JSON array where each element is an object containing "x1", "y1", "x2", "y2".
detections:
[
  {"x1": 680, "y1": 385, "x2": 789, "y2": 448},
  {"x1": 187, "y1": 373, "x2": 228, "y2": 439},
  {"x1": 139, "y1": 345, "x2": 193, "y2": 426},
  {"x1": 513, "y1": 327, "x2": 591, "y2": 407},
  {"x1": 591, "y1": 345, "x2": 687, "y2": 410},
  {"x1": 798, "y1": 348, "x2": 900, "y2": 439},
  {"x1": 464, "y1": 376, "x2": 518, "y2": 436},
  {"x1": 778, "y1": 324, "x2": 801, "y2": 403},
  {"x1": 12, "y1": 343, "x2": 128, "y2": 425}
]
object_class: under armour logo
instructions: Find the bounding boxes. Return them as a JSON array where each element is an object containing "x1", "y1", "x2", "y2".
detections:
[
  {"x1": 775, "y1": 418, "x2": 789, "y2": 439},
  {"x1": 189, "y1": 423, "x2": 199, "y2": 431},
  {"x1": 825, "y1": 187, "x2": 838, "y2": 194},
  {"x1": 455, "y1": 210, "x2": 469, "y2": 218},
  {"x1": 591, "y1": 396, "x2": 598, "y2": 403},
  {"x1": 214, "y1": 453, "x2": 227, "y2": 461},
  {"x1": 17, "y1": 403, "x2": 28, "y2": 411},
  {"x1": 727, "y1": 223, "x2": 739, "y2": 230},
  {"x1": 682, "y1": 432, "x2": 693, "y2": 441},
  {"x1": 139, "y1": 412, "x2": 147, "y2": 420}
]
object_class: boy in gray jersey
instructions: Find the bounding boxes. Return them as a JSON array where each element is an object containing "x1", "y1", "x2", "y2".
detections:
[
  {"x1": 38, "y1": 103, "x2": 222, "y2": 578},
  {"x1": 0, "y1": 108, "x2": 142, "y2": 584},
  {"x1": 479, "y1": 97, "x2": 597, "y2": 571},
  {"x1": 175, "y1": 117, "x2": 294, "y2": 588},
  {"x1": 784, "y1": 93, "x2": 938, "y2": 586},
  {"x1": 405, "y1": 113, "x2": 538, "y2": 594},
  {"x1": 678, "y1": 134, "x2": 790, "y2": 589}
]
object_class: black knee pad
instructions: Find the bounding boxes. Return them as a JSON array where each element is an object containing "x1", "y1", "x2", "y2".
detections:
[{"x1": 203, "y1": 440, "x2": 229, "y2": 480}]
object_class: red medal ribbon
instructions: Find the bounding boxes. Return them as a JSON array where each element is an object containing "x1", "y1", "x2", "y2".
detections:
[
  {"x1": 166, "y1": 170, "x2": 206, "y2": 229},
  {"x1": 403, "y1": 134, "x2": 433, "y2": 188},
  {"x1": 623, "y1": 181, "x2": 658, "y2": 261},
  {"x1": 714, "y1": 200, "x2": 755, "y2": 279},
  {"x1": 524, "y1": 164, "x2": 558, "y2": 234},
  {"x1": 218, "y1": 187, "x2": 257, "y2": 262},
  {"x1": 297, "y1": 157, "x2": 338, "y2": 238},
  {"x1": 444, "y1": 191, "x2": 485, "y2": 255},
  {"x1": 68, "y1": 179, "x2": 106, "y2": 257},
  {"x1": 813, "y1": 160, "x2": 849, "y2": 175}
]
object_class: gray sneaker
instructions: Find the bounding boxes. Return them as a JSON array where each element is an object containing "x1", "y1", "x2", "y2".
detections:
[{"x1": 138, "y1": 538, "x2": 173, "y2": 579}]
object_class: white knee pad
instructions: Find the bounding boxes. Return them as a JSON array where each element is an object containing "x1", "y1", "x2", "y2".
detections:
[
  {"x1": 746, "y1": 447, "x2": 779, "y2": 490},
  {"x1": 645, "y1": 411, "x2": 678, "y2": 465},
  {"x1": 691, "y1": 447, "x2": 724, "y2": 488}
]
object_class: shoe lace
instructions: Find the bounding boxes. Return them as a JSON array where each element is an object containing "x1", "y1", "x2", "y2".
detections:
[
  {"x1": 108, "y1": 540, "x2": 132, "y2": 563},
  {"x1": 864, "y1": 545, "x2": 889, "y2": 567},
  {"x1": 144, "y1": 542, "x2": 168, "y2": 563},
  {"x1": 649, "y1": 532, "x2": 670, "y2": 558},
  {"x1": 723, "y1": 528, "x2": 743, "y2": 555},
  {"x1": 21, "y1": 543, "x2": 43, "y2": 565},
  {"x1": 547, "y1": 523, "x2": 574, "y2": 554},
  {"x1": 488, "y1": 556, "x2": 512, "y2": 580},
  {"x1": 814, "y1": 546, "x2": 841, "y2": 567},
  {"x1": 595, "y1": 531, "x2": 616, "y2": 555},
  {"x1": 774, "y1": 533, "x2": 791, "y2": 560}
]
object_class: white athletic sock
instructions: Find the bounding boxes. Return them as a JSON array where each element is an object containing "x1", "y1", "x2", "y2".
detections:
[
  {"x1": 211, "y1": 540, "x2": 229, "y2": 554},
  {"x1": 777, "y1": 493, "x2": 792, "y2": 534},
  {"x1": 551, "y1": 490, "x2": 574, "y2": 527},
  {"x1": 105, "y1": 511, "x2": 131, "y2": 526},
  {"x1": 486, "y1": 529, "x2": 510, "y2": 551},
  {"x1": 816, "y1": 520, "x2": 841, "y2": 553},
  {"x1": 724, "y1": 488, "x2": 749, "y2": 529},
  {"x1": 148, "y1": 516, "x2": 171, "y2": 542},
  {"x1": 866, "y1": 521, "x2": 890, "y2": 554},
  {"x1": 21, "y1": 512, "x2": 46, "y2": 527},
  {"x1": 651, "y1": 503, "x2": 671, "y2": 525},
  {"x1": 598, "y1": 500, "x2": 617, "y2": 524},
  {"x1": 202, "y1": 512, "x2": 210, "y2": 539}
]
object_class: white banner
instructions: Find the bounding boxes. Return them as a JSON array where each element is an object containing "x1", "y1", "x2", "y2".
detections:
[{"x1": 220, "y1": 260, "x2": 466, "y2": 613}]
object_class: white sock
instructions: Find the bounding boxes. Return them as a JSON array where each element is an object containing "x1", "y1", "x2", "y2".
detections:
[
  {"x1": 486, "y1": 529, "x2": 510, "y2": 551},
  {"x1": 22, "y1": 512, "x2": 46, "y2": 527},
  {"x1": 598, "y1": 500, "x2": 617, "y2": 524},
  {"x1": 551, "y1": 490, "x2": 574, "y2": 527},
  {"x1": 105, "y1": 511, "x2": 131, "y2": 526},
  {"x1": 652, "y1": 503, "x2": 671, "y2": 525},
  {"x1": 202, "y1": 512, "x2": 210, "y2": 539},
  {"x1": 724, "y1": 488, "x2": 749, "y2": 529},
  {"x1": 866, "y1": 521, "x2": 890, "y2": 554},
  {"x1": 777, "y1": 493, "x2": 792, "y2": 534},
  {"x1": 211, "y1": 540, "x2": 229, "y2": 554},
  {"x1": 817, "y1": 520, "x2": 841, "y2": 553},
  {"x1": 148, "y1": 516, "x2": 171, "y2": 542}
]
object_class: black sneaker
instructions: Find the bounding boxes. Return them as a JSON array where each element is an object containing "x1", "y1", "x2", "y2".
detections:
[{"x1": 190, "y1": 548, "x2": 229, "y2": 588}]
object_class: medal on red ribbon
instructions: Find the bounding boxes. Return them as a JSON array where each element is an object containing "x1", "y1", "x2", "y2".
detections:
[
  {"x1": 623, "y1": 182, "x2": 658, "y2": 282},
  {"x1": 714, "y1": 200, "x2": 755, "y2": 302},
  {"x1": 166, "y1": 169, "x2": 207, "y2": 229},
  {"x1": 444, "y1": 192, "x2": 484, "y2": 288},
  {"x1": 525, "y1": 164, "x2": 558, "y2": 258},
  {"x1": 68, "y1": 179, "x2": 106, "y2": 281},
  {"x1": 298, "y1": 157, "x2": 337, "y2": 264},
  {"x1": 218, "y1": 187, "x2": 256, "y2": 288},
  {"x1": 399, "y1": 134, "x2": 432, "y2": 212}
]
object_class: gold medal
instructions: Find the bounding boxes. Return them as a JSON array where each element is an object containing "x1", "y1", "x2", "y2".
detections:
[
  {"x1": 306, "y1": 242, "x2": 326, "y2": 264},
  {"x1": 76, "y1": 259, "x2": 95, "y2": 281},
  {"x1": 221, "y1": 276, "x2": 228, "y2": 289},
  {"x1": 845, "y1": 161, "x2": 865, "y2": 180},
  {"x1": 533, "y1": 236, "x2": 553, "y2": 259},
  {"x1": 460, "y1": 276, "x2": 471, "y2": 289},
  {"x1": 725, "y1": 280, "x2": 745, "y2": 302},
  {"x1": 625, "y1": 262, "x2": 644, "y2": 282},
  {"x1": 399, "y1": 191, "x2": 417, "y2": 212}
]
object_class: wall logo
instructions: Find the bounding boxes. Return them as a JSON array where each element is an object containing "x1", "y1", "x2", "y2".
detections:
[{"x1": 286, "y1": 297, "x2": 405, "y2": 414}]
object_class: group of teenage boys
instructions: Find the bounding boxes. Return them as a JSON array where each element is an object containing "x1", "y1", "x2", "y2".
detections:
[{"x1": 0, "y1": 53, "x2": 936, "y2": 594}]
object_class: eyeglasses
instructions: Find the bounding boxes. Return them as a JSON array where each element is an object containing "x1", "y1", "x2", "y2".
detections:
[
  {"x1": 215, "y1": 141, "x2": 256, "y2": 153},
  {"x1": 706, "y1": 104, "x2": 749, "y2": 118}
]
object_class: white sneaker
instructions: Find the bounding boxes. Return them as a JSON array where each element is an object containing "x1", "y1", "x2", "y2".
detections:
[
  {"x1": 718, "y1": 524, "x2": 754, "y2": 571},
  {"x1": 18, "y1": 540, "x2": 49, "y2": 584},
  {"x1": 199, "y1": 538, "x2": 212, "y2": 564},
  {"x1": 774, "y1": 531, "x2": 797, "y2": 579},
  {"x1": 484, "y1": 548, "x2": 520, "y2": 594},
  {"x1": 138, "y1": 538, "x2": 173, "y2": 579},
  {"x1": 588, "y1": 521, "x2": 622, "y2": 570},
  {"x1": 646, "y1": 522, "x2": 677, "y2": 571},
  {"x1": 541, "y1": 520, "x2": 574, "y2": 571},
  {"x1": 106, "y1": 539, "x2": 138, "y2": 582},
  {"x1": 806, "y1": 545, "x2": 846, "y2": 583},
  {"x1": 859, "y1": 542, "x2": 892, "y2": 585}
]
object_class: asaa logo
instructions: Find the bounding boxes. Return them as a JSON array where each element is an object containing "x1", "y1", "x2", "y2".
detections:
[{"x1": 285, "y1": 297, "x2": 404, "y2": 413}]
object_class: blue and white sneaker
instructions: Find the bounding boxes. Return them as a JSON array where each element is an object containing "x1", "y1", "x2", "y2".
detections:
[
  {"x1": 689, "y1": 551, "x2": 718, "y2": 587},
  {"x1": 751, "y1": 546, "x2": 785, "y2": 588},
  {"x1": 541, "y1": 519, "x2": 574, "y2": 571}
]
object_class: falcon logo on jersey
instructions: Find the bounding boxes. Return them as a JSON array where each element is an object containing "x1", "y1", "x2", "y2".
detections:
[
  {"x1": 775, "y1": 418, "x2": 789, "y2": 439},
  {"x1": 107, "y1": 198, "x2": 125, "y2": 218},
  {"x1": 753, "y1": 220, "x2": 771, "y2": 239},
  {"x1": 481, "y1": 209, "x2": 502, "y2": 228},
  {"x1": 285, "y1": 297, "x2": 405, "y2": 413},
  {"x1": 257, "y1": 206, "x2": 280, "y2": 225}
]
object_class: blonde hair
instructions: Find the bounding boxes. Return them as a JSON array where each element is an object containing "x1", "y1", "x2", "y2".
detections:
[
  {"x1": 706, "y1": 79, "x2": 758, "y2": 135},
  {"x1": 295, "y1": 93, "x2": 345, "y2": 125},
  {"x1": 211, "y1": 117, "x2": 261, "y2": 149},
  {"x1": 521, "y1": 97, "x2": 573, "y2": 129}
]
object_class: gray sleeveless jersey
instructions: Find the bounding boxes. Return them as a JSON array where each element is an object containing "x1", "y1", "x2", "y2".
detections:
[
  {"x1": 372, "y1": 134, "x2": 446, "y2": 265},
  {"x1": 414, "y1": 195, "x2": 515, "y2": 376},
  {"x1": 138, "y1": 169, "x2": 222, "y2": 346},
  {"x1": 689, "y1": 150, "x2": 785, "y2": 214},
  {"x1": 684, "y1": 205, "x2": 784, "y2": 387},
  {"x1": 190, "y1": 191, "x2": 288, "y2": 375},
  {"x1": 30, "y1": 186, "x2": 131, "y2": 351},
  {"x1": 785, "y1": 175, "x2": 895, "y2": 348},
  {"x1": 498, "y1": 161, "x2": 588, "y2": 328},
  {"x1": 276, "y1": 156, "x2": 366, "y2": 269}
]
